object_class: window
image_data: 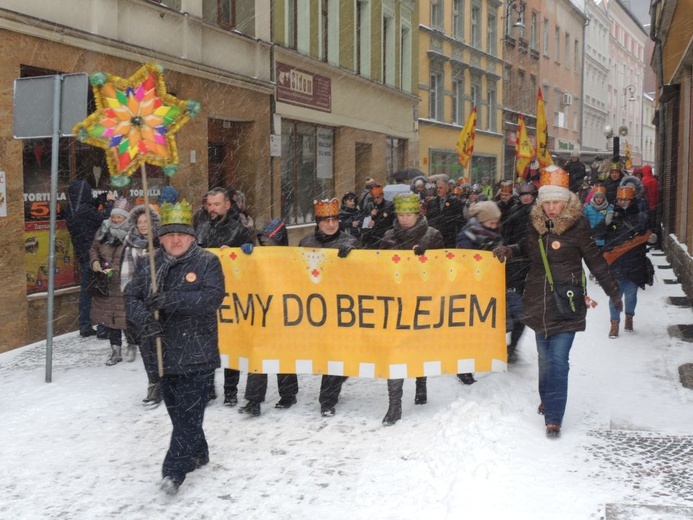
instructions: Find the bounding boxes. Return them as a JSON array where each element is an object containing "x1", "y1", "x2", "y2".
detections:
[
  {"x1": 554, "y1": 27, "x2": 560, "y2": 62},
  {"x1": 487, "y1": 88, "x2": 496, "y2": 131},
  {"x1": 400, "y1": 21, "x2": 412, "y2": 92},
  {"x1": 518, "y1": 69, "x2": 525, "y2": 111},
  {"x1": 543, "y1": 19, "x2": 549, "y2": 56},
  {"x1": 430, "y1": 150, "x2": 465, "y2": 178},
  {"x1": 383, "y1": 11, "x2": 395, "y2": 86},
  {"x1": 386, "y1": 137, "x2": 406, "y2": 176},
  {"x1": 287, "y1": 0, "x2": 296, "y2": 48},
  {"x1": 431, "y1": 0, "x2": 443, "y2": 29},
  {"x1": 564, "y1": 32, "x2": 570, "y2": 69},
  {"x1": 217, "y1": 0, "x2": 254, "y2": 35},
  {"x1": 452, "y1": 77, "x2": 464, "y2": 125},
  {"x1": 429, "y1": 70, "x2": 444, "y2": 120},
  {"x1": 320, "y1": 0, "x2": 328, "y2": 61},
  {"x1": 452, "y1": 0, "x2": 464, "y2": 39},
  {"x1": 574, "y1": 39, "x2": 579, "y2": 73},
  {"x1": 471, "y1": 4, "x2": 481, "y2": 48},
  {"x1": 281, "y1": 121, "x2": 335, "y2": 225},
  {"x1": 471, "y1": 76, "x2": 481, "y2": 118},
  {"x1": 530, "y1": 12, "x2": 537, "y2": 50},
  {"x1": 487, "y1": 12, "x2": 497, "y2": 55},
  {"x1": 356, "y1": 0, "x2": 371, "y2": 77}
]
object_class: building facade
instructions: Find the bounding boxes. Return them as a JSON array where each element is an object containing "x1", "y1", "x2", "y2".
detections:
[{"x1": 418, "y1": 0, "x2": 505, "y2": 183}]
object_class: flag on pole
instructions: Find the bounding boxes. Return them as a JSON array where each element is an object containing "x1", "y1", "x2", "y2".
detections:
[
  {"x1": 455, "y1": 107, "x2": 477, "y2": 168},
  {"x1": 624, "y1": 139, "x2": 632, "y2": 170},
  {"x1": 515, "y1": 115, "x2": 535, "y2": 178},
  {"x1": 536, "y1": 87, "x2": 553, "y2": 168}
]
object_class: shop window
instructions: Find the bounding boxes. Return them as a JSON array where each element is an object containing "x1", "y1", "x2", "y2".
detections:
[{"x1": 281, "y1": 121, "x2": 335, "y2": 225}]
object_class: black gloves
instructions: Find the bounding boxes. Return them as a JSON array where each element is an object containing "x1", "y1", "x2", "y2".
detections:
[
  {"x1": 338, "y1": 245, "x2": 353, "y2": 258},
  {"x1": 145, "y1": 292, "x2": 168, "y2": 312},
  {"x1": 611, "y1": 296, "x2": 624, "y2": 313},
  {"x1": 142, "y1": 316, "x2": 164, "y2": 339},
  {"x1": 413, "y1": 245, "x2": 426, "y2": 256},
  {"x1": 493, "y1": 246, "x2": 512, "y2": 263}
]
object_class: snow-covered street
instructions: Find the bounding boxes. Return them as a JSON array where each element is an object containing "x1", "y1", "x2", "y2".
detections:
[{"x1": 2, "y1": 251, "x2": 692, "y2": 520}]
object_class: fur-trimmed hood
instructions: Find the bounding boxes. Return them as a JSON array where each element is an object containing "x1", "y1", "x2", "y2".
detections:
[
  {"x1": 529, "y1": 192, "x2": 583, "y2": 235},
  {"x1": 620, "y1": 175, "x2": 645, "y2": 200}
]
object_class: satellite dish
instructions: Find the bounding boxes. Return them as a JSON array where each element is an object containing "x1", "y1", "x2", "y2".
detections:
[{"x1": 618, "y1": 125, "x2": 629, "y2": 136}]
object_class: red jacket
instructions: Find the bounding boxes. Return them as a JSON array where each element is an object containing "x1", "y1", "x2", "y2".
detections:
[{"x1": 641, "y1": 165, "x2": 660, "y2": 211}]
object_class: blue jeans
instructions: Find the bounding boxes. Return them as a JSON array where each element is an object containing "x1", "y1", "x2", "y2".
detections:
[
  {"x1": 608, "y1": 277, "x2": 638, "y2": 320},
  {"x1": 78, "y1": 259, "x2": 94, "y2": 332},
  {"x1": 536, "y1": 331, "x2": 576, "y2": 426},
  {"x1": 161, "y1": 370, "x2": 214, "y2": 484}
]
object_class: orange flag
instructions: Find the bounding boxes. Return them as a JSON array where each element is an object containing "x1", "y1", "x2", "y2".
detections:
[
  {"x1": 455, "y1": 107, "x2": 477, "y2": 168},
  {"x1": 624, "y1": 139, "x2": 633, "y2": 170},
  {"x1": 515, "y1": 114, "x2": 535, "y2": 177},
  {"x1": 536, "y1": 88, "x2": 553, "y2": 168}
]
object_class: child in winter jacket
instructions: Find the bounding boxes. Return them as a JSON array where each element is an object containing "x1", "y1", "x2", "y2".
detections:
[{"x1": 583, "y1": 186, "x2": 613, "y2": 247}]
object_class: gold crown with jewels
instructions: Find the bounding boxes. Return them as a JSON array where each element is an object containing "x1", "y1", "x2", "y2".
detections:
[{"x1": 160, "y1": 200, "x2": 193, "y2": 226}]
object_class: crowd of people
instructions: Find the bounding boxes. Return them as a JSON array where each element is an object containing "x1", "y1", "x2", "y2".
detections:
[{"x1": 61, "y1": 156, "x2": 660, "y2": 494}]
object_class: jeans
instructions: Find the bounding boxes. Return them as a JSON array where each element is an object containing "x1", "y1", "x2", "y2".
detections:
[
  {"x1": 161, "y1": 370, "x2": 214, "y2": 484},
  {"x1": 608, "y1": 277, "x2": 639, "y2": 320},
  {"x1": 536, "y1": 331, "x2": 576, "y2": 426},
  {"x1": 78, "y1": 259, "x2": 94, "y2": 332}
]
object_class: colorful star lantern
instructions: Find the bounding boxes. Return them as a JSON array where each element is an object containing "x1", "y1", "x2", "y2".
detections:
[{"x1": 73, "y1": 63, "x2": 200, "y2": 188}]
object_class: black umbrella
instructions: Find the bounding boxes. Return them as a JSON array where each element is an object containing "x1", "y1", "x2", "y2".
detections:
[{"x1": 389, "y1": 168, "x2": 426, "y2": 182}]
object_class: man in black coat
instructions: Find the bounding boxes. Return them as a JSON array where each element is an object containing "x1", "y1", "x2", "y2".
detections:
[
  {"x1": 62, "y1": 179, "x2": 114, "y2": 337},
  {"x1": 125, "y1": 202, "x2": 225, "y2": 495},
  {"x1": 565, "y1": 152, "x2": 588, "y2": 194},
  {"x1": 426, "y1": 180, "x2": 465, "y2": 248},
  {"x1": 195, "y1": 187, "x2": 254, "y2": 407},
  {"x1": 360, "y1": 184, "x2": 395, "y2": 249}
]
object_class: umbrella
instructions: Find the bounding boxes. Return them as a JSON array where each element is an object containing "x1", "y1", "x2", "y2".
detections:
[{"x1": 389, "y1": 168, "x2": 426, "y2": 182}]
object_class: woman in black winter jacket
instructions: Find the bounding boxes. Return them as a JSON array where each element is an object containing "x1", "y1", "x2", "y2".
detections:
[{"x1": 379, "y1": 193, "x2": 444, "y2": 426}]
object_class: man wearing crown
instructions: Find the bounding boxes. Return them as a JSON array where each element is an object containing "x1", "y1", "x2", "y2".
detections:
[
  {"x1": 195, "y1": 187, "x2": 255, "y2": 407},
  {"x1": 125, "y1": 200, "x2": 225, "y2": 495},
  {"x1": 299, "y1": 198, "x2": 358, "y2": 417}
]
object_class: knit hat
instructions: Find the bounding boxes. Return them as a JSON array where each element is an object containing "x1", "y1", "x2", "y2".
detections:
[
  {"x1": 314, "y1": 198, "x2": 340, "y2": 221},
  {"x1": 592, "y1": 185, "x2": 607, "y2": 200},
  {"x1": 469, "y1": 201, "x2": 501, "y2": 223},
  {"x1": 393, "y1": 193, "x2": 421, "y2": 214},
  {"x1": 159, "y1": 200, "x2": 195, "y2": 237},
  {"x1": 537, "y1": 165, "x2": 571, "y2": 204},
  {"x1": 111, "y1": 197, "x2": 132, "y2": 219},
  {"x1": 258, "y1": 219, "x2": 288, "y2": 246},
  {"x1": 159, "y1": 185, "x2": 179, "y2": 205}
]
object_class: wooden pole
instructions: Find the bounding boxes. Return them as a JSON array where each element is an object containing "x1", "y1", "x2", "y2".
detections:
[{"x1": 140, "y1": 164, "x2": 164, "y2": 377}]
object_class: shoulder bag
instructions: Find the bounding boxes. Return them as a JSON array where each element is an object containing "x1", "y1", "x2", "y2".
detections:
[{"x1": 538, "y1": 238, "x2": 586, "y2": 320}]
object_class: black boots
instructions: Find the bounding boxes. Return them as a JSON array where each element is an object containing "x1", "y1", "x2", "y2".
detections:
[
  {"x1": 238, "y1": 401, "x2": 261, "y2": 416},
  {"x1": 275, "y1": 396, "x2": 297, "y2": 409},
  {"x1": 382, "y1": 379, "x2": 403, "y2": 426},
  {"x1": 457, "y1": 373, "x2": 476, "y2": 385},
  {"x1": 143, "y1": 382, "x2": 163, "y2": 409},
  {"x1": 414, "y1": 377, "x2": 427, "y2": 405}
]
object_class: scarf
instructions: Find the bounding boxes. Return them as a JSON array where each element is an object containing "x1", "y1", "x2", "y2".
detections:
[
  {"x1": 96, "y1": 218, "x2": 130, "y2": 245},
  {"x1": 120, "y1": 228, "x2": 152, "y2": 291}
]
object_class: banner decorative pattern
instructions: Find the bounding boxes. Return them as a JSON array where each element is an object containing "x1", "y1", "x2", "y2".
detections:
[
  {"x1": 536, "y1": 88, "x2": 553, "y2": 168},
  {"x1": 215, "y1": 247, "x2": 506, "y2": 379}
]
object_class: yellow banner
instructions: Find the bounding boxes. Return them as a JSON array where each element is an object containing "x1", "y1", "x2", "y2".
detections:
[
  {"x1": 515, "y1": 114, "x2": 535, "y2": 177},
  {"x1": 215, "y1": 247, "x2": 506, "y2": 379},
  {"x1": 536, "y1": 88, "x2": 553, "y2": 168},
  {"x1": 455, "y1": 107, "x2": 477, "y2": 168}
]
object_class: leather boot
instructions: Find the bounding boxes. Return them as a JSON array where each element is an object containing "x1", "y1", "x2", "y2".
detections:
[
  {"x1": 414, "y1": 377, "x2": 427, "y2": 405},
  {"x1": 105, "y1": 344, "x2": 122, "y2": 365},
  {"x1": 609, "y1": 319, "x2": 619, "y2": 339},
  {"x1": 382, "y1": 379, "x2": 403, "y2": 426},
  {"x1": 624, "y1": 314, "x2": 634, "y2": 332}
]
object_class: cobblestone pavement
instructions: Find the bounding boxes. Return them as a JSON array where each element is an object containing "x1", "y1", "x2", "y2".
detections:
[{"x1": 586, "y1": 429, "x2": 693, "y2": 506}]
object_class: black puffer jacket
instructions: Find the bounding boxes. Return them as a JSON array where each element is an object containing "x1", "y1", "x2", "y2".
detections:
[
  {"x1": 195, "y1": 211, "x2": 254, "y2": 248},
  {"x1": 601, "y1": 202, "x2": 650, "y2": 288},
  {"x1": 62, "y1": 180, "x2": 113, "y2": 262},
  {"x1": 125, "y1": 243, "x2": 224, "y2": 375},
  {"x1": 426, "y1": 195, "x2": 465, "y2": 248},
  {"x1": 380, "y1": 216, "x2": 444, "y2": 251},
  {"x1": 518, "y1": 193, "x2": 620, "y2": 336},
  {"x1": 502, "y1": 202, "x2": 533, "y2": 293},
  {"x1": 298, "y1": 229, "x2": 358, "y2": 249},
  {"x1": 360, "y1": 198, "x2": 396, "y2": 249},
  {"x1": 456, "y1": 218, "x2": 503, "y2": 251}
]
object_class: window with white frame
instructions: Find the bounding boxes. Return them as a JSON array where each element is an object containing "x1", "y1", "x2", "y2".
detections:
[
  {"x1": 429, "y1": 69, "x2": 444, "y2": 120},
  {"x1": 543, "y1": 19, "x2": 549, "y2": 56},
  {"x1": 452, "y1": 76, "x2": 464, "y2": 125},
  {"x1": 452, "y1": 0, "x2": 464, "y2": 39},
  {"x1": 471, "y1": 75, "x2": 481, "y2": 124},
  {"x1": 554, "y1": 27, "x2": 560, "y2": 62},
  {"x1": 487, "y1": 87, "x2": 496, "y2": 132},
  {"x1": 471, "y1": 4, "x2": 481, "y2": 48},
  {"x1": 487, "y1": 12, "x2": 497, "y2": 55},
  {"x1": 356, "y1": 0, "x2": 371, "y2": 77},
  {"x1": 530, "y1": 12, "x2": 537, "y2": 50},
  {"x1": 431, "y1": 0, "x2": 443, "y2": 29},
  {"x1": 564, "y1": 32, "x2": 570, "y2": 69},
  {"x1": 400, "y1": 18, "x2": 412, "y2": 92},
  {"x1": 383, "y1": 10, "x2": 396, "y2": 86},
  {"x1": 573, "y1": 39, "x2": 579, "y2": 73}
]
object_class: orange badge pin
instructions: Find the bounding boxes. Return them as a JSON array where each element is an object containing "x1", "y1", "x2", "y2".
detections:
[
  {"x1": 185, "y1": 272, "x2": 197, "y2": 283},
  {"x1": 551, "y1": 241, "x2": 561, "y2": 250}
]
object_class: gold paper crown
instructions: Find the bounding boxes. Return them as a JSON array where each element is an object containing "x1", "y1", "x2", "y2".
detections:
[
  {"x1": 160, "y1": 200, "x2": 193, "y2": 226},
  {"x1": 593, "y1": 185, "x2": 607, "y2": 195},
  {"x1": 539, "y1": 165, "x2": 569, "y2": 189},
  {"x1": 393, "y1": 193, "x2": 421, "y2": 214},
  {"x1": 616, "y1": 186, "x2": 635, "y2": 200},
  {"x1": 500, "y1": 181, "x2": 514, "y2": 194},
  {"x1": 370, "y1": 184, "x2": 384, "y2": 196},
  {"x1": 314, "y1": 198, "x2": 340, "y2": 218}
]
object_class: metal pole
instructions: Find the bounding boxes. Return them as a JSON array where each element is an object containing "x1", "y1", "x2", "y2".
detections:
[{"x1": 46, "y1": 74, "x2": 63, "y2": 383}]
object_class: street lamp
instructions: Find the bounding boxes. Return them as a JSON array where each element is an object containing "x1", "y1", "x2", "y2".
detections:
[
  {"x1": 623, "y1": 85, "x2": 636, "y2": 109},
  {"x1": 506, "y1": 0, "x2": 526, "y2": 31}
]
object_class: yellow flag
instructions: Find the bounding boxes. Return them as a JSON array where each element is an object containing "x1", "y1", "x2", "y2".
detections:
[
  {"x1": 536, "y1": 88, "x2": 553, "y2": 167},
  {"x1": 515, "y1": 114, "x2": 535, "y2": 177},
  {"x1": 455, "y1": 107, "x2": 477, "y2": 168},
  {"x1": 624, "y1": 139, "x2": 632, "y2": 170}
]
